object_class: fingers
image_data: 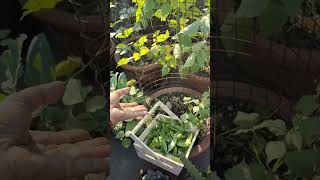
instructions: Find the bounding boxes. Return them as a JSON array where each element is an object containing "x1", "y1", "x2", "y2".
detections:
[
  {"x1": 119, "y1": 102, "x2": 138, "y2": 107},
  {"x1": 6, "y1": 146, "x2": 109, "y2": 179},
  {"x1": 122, "y1": 111, "x2": 148, "y2": 121},
  {"x1": 122, "y1": 105, "x2": 148, "y2": 112},
  {"x1": 110, "y1": 87, "x2": 130, "y2": 105},
  {"x1": 45, "y1": 137, "x2": 110, "y2": 159},
  {"x1": 8, "y1": 81, "x2": 65, "y2": 112},
  {"x1": 30, "y1": 129, "x2": 91, "y2": 145}
]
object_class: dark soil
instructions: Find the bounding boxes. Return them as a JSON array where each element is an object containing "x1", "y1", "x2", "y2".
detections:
[
  {"x1": 211, "y1": 98, "x2": 285, "y2": 178},
  {"x1": 148, "y1": 92, "x2": 197, "y2": 117}
]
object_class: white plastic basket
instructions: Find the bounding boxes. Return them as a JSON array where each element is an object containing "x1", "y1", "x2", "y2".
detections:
[{"x1": 126, "y1": 101, "x2": 199, "y2": 176}]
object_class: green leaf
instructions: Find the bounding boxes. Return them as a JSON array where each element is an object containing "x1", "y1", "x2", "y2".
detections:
[
  {"x1": 180, "y1": 20, "x2": 200, "y2": 37},
  {"x1": 235, "y1": 0, "x2": 270, "y2": 18},
  {"x1": 298, "y1": 117, "x2": 320, "y2": 145},
  {"x1": 115, "y1": 131, "x2": 125, "y2": 140},
  {"x1": 184, "y1": 53, "x2": 196, "y2": 68},
  {"x1": 234, "y1": 111, "x2": 259, "y2": 129},
  {"x1": 192, "y1": 41, "x2": 206, "y2": 52},
  {"x1": 80, "y1": 86, "x2": 93, "y2": 99},
  {"x1": 143, "y1": 0, "x2": 155, "y2": 15},
  {"x1": 179, "y1": 34, "x2": 192, "y2": 47},
  {"x1": 55, "y1": 56, "x2": 81, "y2": 78},
  {"x1": 248, "y1": 163, "x2": 266, "y2": 180},
  {"x1": 284, "y1": 150, "x2": 320, "y2": 178},
  {"x1": 253, "y1": 119, "x2": 287, "y2": 136},
  {"x1": 220, "y1": 13, "x2": 254, "y2": 57},
  {"x1": 121, "y1": 138, "x2": 132, "y2": 148},
  {"x1": 117, "y1": 72, "x2": 128, "y2": 89},
  {"x1": 62, "y1": 79, "x2": 83, "y2": 106},
  {"x1": 225, "y1": 160, "x2": 252, "y2": 180},
  {"x1": 24, "y1": 34, "x2": 56, "y2": 86},
  {"x1": 161, "y1": 65, "x2": 170, "y2": 76},
  {"x1": 168, "y1": 136, "x2": 177, "y2": 152},
  {"x1": 258, "y1": 1, "x2": 288, "y2": 35},
  {"x1": 125, "y1": 120, "x2": 139, "y2": 132},
  {"x1": 116, "y1": 43, "x2": 127, "y2": 48},
  {"x1": 149, "y1": 137, "x2": 160, "y2": 148},
  {"x1": 285, "y1": 130, "x2": 303, "y2": 151},
  {"x1": 117, "y1": 58, "x2": 129, "y2": 66},
  {"x1": 265, "y1": 141, "x2": 286, "y2": 164},
  {"x1": 295, "y1": 95, "x2": 319, "y2": 115},
  {"x1": 86, "y1": 96, "x2": 106, "y2": 113},
  {"x1": 159, "y1": 135, "x2": 168, "y2": 152}
]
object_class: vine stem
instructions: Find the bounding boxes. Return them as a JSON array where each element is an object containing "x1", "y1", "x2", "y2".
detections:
[
  {"x1": 272, "y1": 158, "x2": 284, "y2": 173},
  {"x1": 220, "y1": 127, "x2": 239, "y2": 136}
]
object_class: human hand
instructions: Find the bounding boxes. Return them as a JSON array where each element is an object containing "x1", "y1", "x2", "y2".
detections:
[
  {"x1": 110, "y1": 87, "x2": 148, "y2": 124},
  {"x1": 0, "y1": 81, "x2": 110, "y2": 180}
]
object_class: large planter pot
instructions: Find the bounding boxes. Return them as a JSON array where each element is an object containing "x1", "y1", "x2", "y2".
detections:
[
  {"x1": 213, "y1": 80, "x2": 294, "y2": 121},
  {"x1": 114, "y1": 51, "x2": 161, "y2": 83},
  {"x1": 147, "y1": 87, "x2": 210, "y2": 159},
  {"x1": 138, "y1": 166, "x2": 178, "y2": 180},
  {"x1": 185, "y1": 73, "x2": 210, "y2": 93},
  {"x1": 18, "y1": 0, "x2": 108, "y2": 58},
  {"x1": 113, "y1": 34, "x2": 162, "y2": 82}
]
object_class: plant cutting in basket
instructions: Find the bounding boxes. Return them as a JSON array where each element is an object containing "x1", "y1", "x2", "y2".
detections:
[
  {"x1": 126, "y1": 100, "x2": 200, "y2": 176},
  {"x1": 212, "y1": 91, "x2": 320, "y2": 180}
]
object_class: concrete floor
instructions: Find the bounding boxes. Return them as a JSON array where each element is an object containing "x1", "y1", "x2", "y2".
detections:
[{"x1": 107, "y1": 138, "x2": 210, "y2": 180}]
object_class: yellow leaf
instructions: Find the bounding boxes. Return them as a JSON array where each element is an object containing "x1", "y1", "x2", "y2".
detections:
[
  {"x1": 124, "y1": 27, "x2": 133, "y2": 37},
  {"x1": 133, "y1": 53, "x2": 141, "y2": 61},
  {"x1": 140, "y1": 47, "x2": 150, "y2": 56},
  {"x1": 55, "y1": 56, "x2": 81, "y2": 78},
  {"x1": 117, "y1": 58, "x2": 129, "y2": 66},
  {"x1": 156, "y1": 30, "x2": 170, "y2": 43}
]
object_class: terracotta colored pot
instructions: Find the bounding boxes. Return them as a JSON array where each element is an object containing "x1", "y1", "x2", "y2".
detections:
[
  {"x1": 26, "y1": 5, "x2": 107, "y2": 57},
  {"x1": 147, "y1": 86, "x2": 210, "y2": 159},
  {"x1": 185, "y1": 73, "x2": 210, "y2": 93},
  {"x1": 138, "y1": 166, "x2": 178, "y2": 180},
  {"x1": 213, "y1": 80, "x2": 294, "y2": 121}
]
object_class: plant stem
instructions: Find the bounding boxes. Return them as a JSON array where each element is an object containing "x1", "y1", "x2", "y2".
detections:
[
  {"x1": 220, "y1": 127, "x2": 239, "y2": 136},
  {"x1": 272, "y1": 159, "x2": 283, "y2": 173}
]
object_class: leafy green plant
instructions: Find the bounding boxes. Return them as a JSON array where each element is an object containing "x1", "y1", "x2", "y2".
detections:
[
  {"x1": 146, "y1": 116, "x2": 196, "y2": 162},
  {"x1": 173, "y1": 12, "x2": 210, "y2": 75},
  {"x1": 213, "y1": 93, "x2": 320, "y2": 180},
  {"x1": 234, "y1": 0, "x2": 304, "y2": 35},
  {"x1": 110, "y1": 71, "x2": 146, "y2": 148},
  {"x1": 179, "y1": 154, "x2": 207, "y2": 180},
  {"x1": 181, "y1": 91, "x2": 210, "y2": 134},
  {"x1": 112, "y1": 0, "x2": 210, "y2": 76},
  {"x1": 0, "y1": 31, "x2": 107, "y2": 135}
]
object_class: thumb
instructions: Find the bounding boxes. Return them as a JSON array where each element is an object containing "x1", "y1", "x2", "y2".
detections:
[{"x1": 7, "y1": 81, "x2": 65, "y2": 112}]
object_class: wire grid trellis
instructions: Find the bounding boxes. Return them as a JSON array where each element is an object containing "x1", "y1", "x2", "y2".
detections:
[
  {"x1": 211, "y1": 0, "x2": 320, "y2": 174},
  {"x1": 213, "y1": 0, "x2": 320, "y2": 75},
  {"x1": 111, "y1": 0, "x2": 209, "y2": 93},
  {"x1": 48, "y1": 0, "x2": 109, "y2": 59}
]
